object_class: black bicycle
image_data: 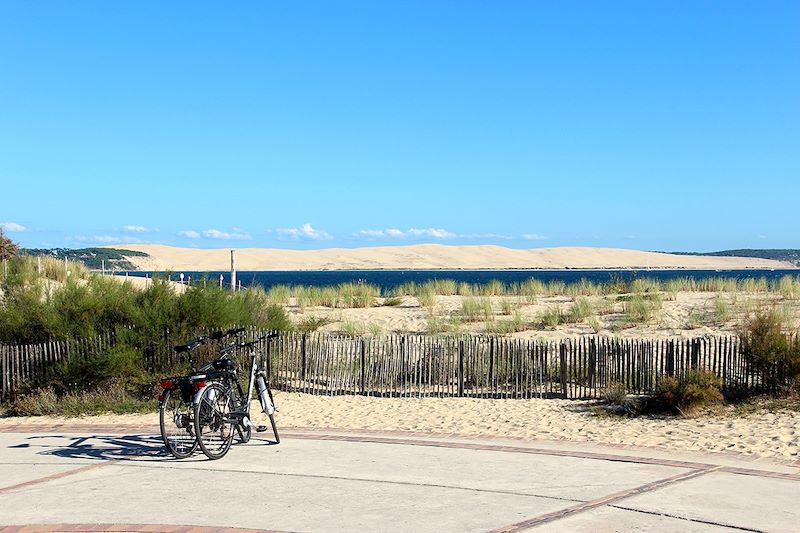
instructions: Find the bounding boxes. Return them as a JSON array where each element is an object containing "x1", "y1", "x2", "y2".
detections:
[
  {"x1": 193, "y1": 333, "x2": 280, "y2": 460},
  {"x1": 158, "y1": 328, "x2": 246, "y2": 459}
]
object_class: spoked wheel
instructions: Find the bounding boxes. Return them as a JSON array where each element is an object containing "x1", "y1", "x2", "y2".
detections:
[
  {"x1": 159, "y1": 388, "x2": 198, "y2": 459},
  {"x1": 194, "y1": 383, "x2": 235, "y2": 460}
]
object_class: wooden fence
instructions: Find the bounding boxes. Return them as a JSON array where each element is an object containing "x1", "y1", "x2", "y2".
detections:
[{"x1": 2, "y1": 332, "x2": 788, "y2": 402}]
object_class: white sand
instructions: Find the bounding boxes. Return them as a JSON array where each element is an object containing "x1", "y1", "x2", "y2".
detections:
[
  {"x1": 288, "y1": 292, "x2": 800, "y2": 339},
  {"x1": 3, "y1": 393, "x2": 798, "y2": 461},
  {"x1": 104, "y1": 244, "x2": 793, "y2": 271}
]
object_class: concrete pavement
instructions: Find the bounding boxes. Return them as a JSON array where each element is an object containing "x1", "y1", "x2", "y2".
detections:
[{"x1": 0, "y1": 426, "x2": 798, "y2": 532}]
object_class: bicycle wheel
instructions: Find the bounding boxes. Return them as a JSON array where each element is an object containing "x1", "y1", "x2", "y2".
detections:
[
  {"x1": 263, "y1": 383, "x2": 280, "y2": 444},
  {"x1": 194, "y1": 383, "x2": 235, "y2": 460},
  {"x1": 159, "y1": 388, "x2": 198, "y2": 459}
]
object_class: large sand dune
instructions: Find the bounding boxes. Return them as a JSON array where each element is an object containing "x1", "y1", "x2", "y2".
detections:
[{"x1": 105, "y1": 244, "x2": 793, "y2": 271}]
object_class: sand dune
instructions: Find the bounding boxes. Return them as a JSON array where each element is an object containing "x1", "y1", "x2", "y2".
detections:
[{"x1": 105, "y1": 244, "x2": 793, "y2": 271}]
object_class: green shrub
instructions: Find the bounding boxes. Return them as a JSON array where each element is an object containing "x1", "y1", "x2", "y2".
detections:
[
  {"x1": 654, "y1": 370, "x2": 723, "y2": 416},
  {"x1": 9, "y1": 386, "x2": 156, "y2": 416},
  {"x1": 381, "y1": 296, "x2": 403, "y2": 307},
  {"x1": 740, "y1": 309, "x2": 800, "y2": 391},
  {"x1": 601, "y1": 381, "x2": 627, "y2": 405}
]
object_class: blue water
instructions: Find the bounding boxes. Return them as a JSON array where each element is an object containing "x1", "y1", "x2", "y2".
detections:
[{"x1": 116, "y1": 269, "x2": 799, "y2": 292}]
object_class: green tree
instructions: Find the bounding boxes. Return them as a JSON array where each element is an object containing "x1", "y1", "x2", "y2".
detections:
[{"x1": 0, "y1": 229, "x2": 19, "y2": 260}]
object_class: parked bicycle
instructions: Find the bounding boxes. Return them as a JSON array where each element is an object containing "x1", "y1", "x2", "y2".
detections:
[
  {"x1": 193, "y1": 333, "x2": 280, "y2": 460},
  {"x1": 158, "y1": 328, "x2": 247, "y2": 459}
]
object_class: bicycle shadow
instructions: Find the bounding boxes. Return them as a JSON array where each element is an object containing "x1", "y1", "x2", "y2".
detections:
[{"x1": 10, "y1": 433, "x2": 279, "y2": 463}]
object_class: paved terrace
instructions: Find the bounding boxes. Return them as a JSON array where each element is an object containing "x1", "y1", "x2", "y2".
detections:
[{"x1": 0, "y1": 424, "x2": 799, "y2": 532}]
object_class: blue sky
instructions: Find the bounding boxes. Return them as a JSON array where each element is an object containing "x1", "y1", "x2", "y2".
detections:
[{"x1": 1, "y1": 1, "x2": 798, "y2": 251}]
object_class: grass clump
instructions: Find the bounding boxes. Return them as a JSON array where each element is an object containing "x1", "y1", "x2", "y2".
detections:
[
  {"x1": 623, "y1": 293, "x2": 662, "y2": 324},
  {"x1": 499, "y1": 299, "x2": 519, "y2": 315},
  {"x1": 539, "y1": 306, "x2": 565, "y2": 328},
  {"x1": 415, "y1": 285, "x2": 437, "y2": 308},
  {"x1": 266, "y1": 284, "x2": 291, "y2": 305},
  {"x1": 461, "y1": 297, "x2": 493, "y2": 322},
  {"x1": 566, "y1": 297, "x2": 593, "y2": 323},
  {"x1": 9, "y1": 387, "x2": 157, "y2": 416},
  {"x1": 712, "y1": 295, "x2": 731, "y2": 324},
  {"x1": 601, "y1": 381, "x2": 627, "y2": 404},
  {"x1": 297, "y1": 315, "x2": 334, "y2": 332},
  {"x1": 485, "y1": 311, "x2": 528, "y2": 334},
  {"x1": 653, "y1": 370, "x2": 723, "y2": 416},
  {"x1": 340, "y1": 319, "x2": 366, "y2": 338},
  {"x1": 380, "y1": 296, "x2": 403, "y2": 307}
]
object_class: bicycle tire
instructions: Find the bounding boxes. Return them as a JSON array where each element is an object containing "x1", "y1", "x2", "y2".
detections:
[
  {"x1": 264, "y1": 383, "x2": 280, "y2": 444},
  {"x1": 159, "y1": 388, "x2": 198, "y2": 459},
  {"x1": 194, "y1": 382, "x2": 235, "y2": 460}
]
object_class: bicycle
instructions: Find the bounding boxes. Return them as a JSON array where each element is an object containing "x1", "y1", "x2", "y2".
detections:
[
  {"x1": 193, "y1": 333, "x2": 280, "y2": 460},
  {"x1": 158, "y1": 328, "x2": 245, "y2": 459}
]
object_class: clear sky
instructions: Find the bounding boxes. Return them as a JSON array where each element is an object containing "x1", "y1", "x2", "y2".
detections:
[{"x1": 1, "y1": 1, "x2": 798, "y2": 251}]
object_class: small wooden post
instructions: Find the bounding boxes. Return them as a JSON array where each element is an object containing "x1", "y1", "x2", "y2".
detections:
[
  {"x1": 666, "y1": 340, "x2": 675, "y2": 377},
  {"x1": 488, "y1": 337, "x2": 495, "y2": 386},
  {"x1": 360, "y1": 338, "x2": 366, "y2": 395},
  {"x1": 559, "y1": 342, "x2": 568, "y2": 398},
  {"x1": 37, "y1": 256, "x2": 42, "y2": 274},
  {"x1": 458, "y1": 340, "x2": 464, "y2": 397},
  {"x1": 230, "y1": 250, "x2": 237, "y2": 292},
  {"x1": 219, "y1": 274, "x2": 224, "y2": 288},
  {"x1": 300, "y1": 332, "x2": 307, "y2": 381},
  {"x1": 101, "y1": 260, "x2": 105, "y2": 276}
]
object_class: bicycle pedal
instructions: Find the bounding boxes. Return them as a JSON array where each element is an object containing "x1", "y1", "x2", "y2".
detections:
[{"x1": 255, "y1": 425, "x2": 269, "y2": 433}]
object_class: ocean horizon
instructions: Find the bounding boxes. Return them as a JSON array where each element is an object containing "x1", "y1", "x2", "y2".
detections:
[{"x1": 114, "y1": 269, "x2": 800, "y2": 291}]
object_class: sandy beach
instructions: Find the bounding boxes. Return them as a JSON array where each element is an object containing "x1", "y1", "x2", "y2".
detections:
[
  {"x1": 286, "y1": 291, "x2": 800, "y2": 339},
  {"x1": 2, "y1": 393, "x2": 798, "y2": 461},
  {"x1": 105, "y1": 244, "x2": 793, "y2": 271}
]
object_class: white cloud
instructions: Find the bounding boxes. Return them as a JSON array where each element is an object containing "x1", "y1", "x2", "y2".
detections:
[
  {"x1": 408, "y1": 228, "x2": 456, "y2": 239},
  {"x1": 178, "y1": 230, "x2": 201, "y2": 239},
  {"x1": 123, "y1": 225, "x2": 150, "y2": 233},
  {"x1": 1, "y1": 222, "x2": 26, "y2": 232},
  {"x1": 72, "y1": 235, "x2": 144, "y2": 244},
  {"x1": 277, "y1": 223, "x2": 333, "y2": 241},
  {"x1": 202, "y1": 229, "x2": 251, "y2": 240},
  {"x1": 522, "y1": 233, "x2": 547, "y2": 241},
  {"x1": 355, "y1": 227, "x2": 456, "y2": 240}
]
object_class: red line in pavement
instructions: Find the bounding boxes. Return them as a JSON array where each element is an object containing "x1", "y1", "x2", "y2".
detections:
[
  {"x1": 486, "y1": 467, "x2": 721, "y2": 532},
  {"x1": 0, "y1": 525, "x2": 294, "y2": 533},
  {"x1": 0, "y1": 461, "x2": 116, "y2": 495}
]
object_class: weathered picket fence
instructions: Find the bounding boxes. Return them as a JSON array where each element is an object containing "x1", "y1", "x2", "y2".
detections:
[{"x1": 1, "y1": 332, "x2": 784, "y2": 402}]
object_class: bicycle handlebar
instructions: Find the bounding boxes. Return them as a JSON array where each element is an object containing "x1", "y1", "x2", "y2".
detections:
[{"x1": 209, "y1": 327, "x2": 246, "y2": 340}]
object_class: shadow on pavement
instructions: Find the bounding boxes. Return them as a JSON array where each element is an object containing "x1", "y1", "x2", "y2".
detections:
[{"x1": 8, "y1": 433, "x2": 279, "y2": 462}]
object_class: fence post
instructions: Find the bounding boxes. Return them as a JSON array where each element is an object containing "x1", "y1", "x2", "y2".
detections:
[
  {"x1": 488, "y1": 337, "x2": 495, "y2": 387},
  {"x1": 360, "y1": 338, "x2": 366, "y2": 395},
  {"x1": 300, "y1": 333, "x2": 307, "y2": 381},
  {"x1": 666, "y1": 340, "x2": 675, "y2": 377},
  {"x1": 559, "y1": 342, "x2": 568, "y2": 398},
  {"x1": 691, "y1": 339, "x2": 700, "y2": 369},
  {"x1": 458, "y1": 340, "x2": 464, "y2": 397}
]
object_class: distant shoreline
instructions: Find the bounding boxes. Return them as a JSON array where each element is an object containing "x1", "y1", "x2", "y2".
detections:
[{"x1": 101, "y1": 243, "x2": 795, "y2": 272}]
